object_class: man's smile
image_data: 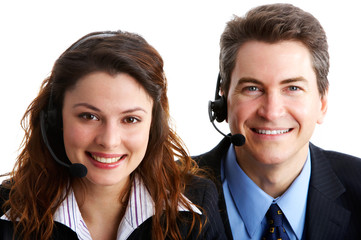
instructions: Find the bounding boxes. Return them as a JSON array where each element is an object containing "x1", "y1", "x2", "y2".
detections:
[{"x1": 252, "y1": 128, "x2": 292, "y2": 135}]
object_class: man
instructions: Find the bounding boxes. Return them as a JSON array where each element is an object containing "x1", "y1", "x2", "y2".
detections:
[{"x1": 195, "y1": 3, "x2": 361, "y2": 240}]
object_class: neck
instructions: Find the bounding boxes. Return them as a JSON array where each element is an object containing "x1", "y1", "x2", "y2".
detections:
[
  {"x1": 72, "y1": 178, "x2": 130, "y2": 240},
  {"x1": 235, "y1": 146, "x2": 308, "y2": 198}
]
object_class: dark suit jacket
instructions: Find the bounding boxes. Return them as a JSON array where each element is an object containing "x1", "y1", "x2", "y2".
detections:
[
  {"x1": 0, "y1": 176, "x2": 226, "y2": 239},
  {"x1": 194, "y1": 136, "x2": 361, "y2": 240}
]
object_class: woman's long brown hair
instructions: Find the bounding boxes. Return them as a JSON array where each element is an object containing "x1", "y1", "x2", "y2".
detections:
[{"x1": 2, "y1": 31, "x2": 203, "y2": 239}]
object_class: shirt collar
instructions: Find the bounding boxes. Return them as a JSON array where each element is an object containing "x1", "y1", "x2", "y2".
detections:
[
  {"x1": 224, "y1": 144, "x2": 311, "y2": 239},
  {"x1": 276, "y1": 151, "x2": 311, "y2": 239},
  {"x1": 53, "y1": 185, "x2": 91, "y2": 239},
  {"x1": 53, "y1": 175, "x2": 201, "y2": 240},
  {"x1": 117, "y1": 176, "x2": 201, "y2": 239}
]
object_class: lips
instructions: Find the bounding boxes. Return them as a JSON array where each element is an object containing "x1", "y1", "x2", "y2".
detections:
[
  {"x1": 88, "y1": 152, "x2": 126, "y2": 164},
  {"x1": 252, "y1": 128, "x2": 292, "y2": 135}
]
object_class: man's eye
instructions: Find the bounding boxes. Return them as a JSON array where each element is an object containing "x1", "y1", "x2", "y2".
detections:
[
  {"x1": 289, "y1": 86, "x2": 300, "y2": 91},
  {"x1": 79, "y1": 113, "x2": 98, "y2": 120},
  {"x1": 247, "y1": 86, "x2": 259, "y2": 91}
]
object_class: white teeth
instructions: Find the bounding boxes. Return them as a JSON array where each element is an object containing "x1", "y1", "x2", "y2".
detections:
[
  {"x1": 256, "y1": 129, "x2": 290, "y2": 135},
  {"x1": 91, "y1": 154, "x2": 123, "y2": 163}
]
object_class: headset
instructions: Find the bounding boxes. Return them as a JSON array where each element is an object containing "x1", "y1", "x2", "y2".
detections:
[
  {"x1": 39, "y1": 81, "x2": 88, "y2": 178},
  {"x1": 39, "y1": 33, "x2": 117, "y2": 178},
  {"x1": 208, "y1": 73, "x2": 246, "y2": 146},
  {"x1": 208, "y1": 73, "x2": 227, "y2": 123}
]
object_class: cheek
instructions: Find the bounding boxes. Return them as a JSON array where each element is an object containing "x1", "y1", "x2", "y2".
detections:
[
  {"x1": 124, "y1": 125, "x2": 151, "y2": 157},
  {"x1": 63, "y1": 123, "x2": 91, "y2": 155},
  {"x1": 289, "y1": 98, "x2": 322, "y2": 124},
  {"x1": 228, "y1": 99, "x2": 255, "y2": 126}
]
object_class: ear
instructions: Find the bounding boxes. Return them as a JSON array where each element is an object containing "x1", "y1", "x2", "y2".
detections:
[{"x1": 317, "y1": 89, "x2": 328, "y2": 124}]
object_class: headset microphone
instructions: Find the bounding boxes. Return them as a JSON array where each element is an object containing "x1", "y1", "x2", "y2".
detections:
[
  {"x1": 40, "y1": 111, "x2": 88, "y2": 178},
  {"x1": 37, "y1": 33, "x2": 120, "y2": 178},
  {"x1": 208, "y1": 73, "x2": 246, "y2": 147}
]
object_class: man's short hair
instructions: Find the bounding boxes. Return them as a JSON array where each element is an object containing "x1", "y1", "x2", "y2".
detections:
[{"x1": 220, "y1": 3, "x2": 329, "y2": 98}]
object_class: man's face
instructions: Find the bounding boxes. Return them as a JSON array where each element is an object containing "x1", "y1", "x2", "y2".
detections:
[{"x1": 227, "y1": 40, "x2": 328, "y2": 167}]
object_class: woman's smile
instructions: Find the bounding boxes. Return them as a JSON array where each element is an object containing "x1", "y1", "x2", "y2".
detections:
[
  {"x1": 88, "y1": 152, "x2": 126, "y2": 164},
  {"x1": 62, "y1": 72, "x2": 153, "y2": 186}
]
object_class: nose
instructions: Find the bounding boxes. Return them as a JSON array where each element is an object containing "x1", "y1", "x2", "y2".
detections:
[
  {"x1": 95, "y1": 121, "x2": 121, "y2": 149},
  {"x1": 257, "y1": 92, "x2": 285, "y2": 121}
]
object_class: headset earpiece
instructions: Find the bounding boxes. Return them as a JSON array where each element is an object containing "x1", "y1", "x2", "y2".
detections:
[
  {"x1": 211, "y1": 95, "x2": 227, "y2": 122},
  {"x1": 46, "y1": 108, "x2": 58, "y2": 128},
  {"x1": 208, "y1": 73, "x2": 246, "y2": 146},
  {"x1": 44, "y1": 84, "x2": 59, "y2": 129},
  {"x1": 208, "y1": 73, "x2": 227, "y2": 123}
]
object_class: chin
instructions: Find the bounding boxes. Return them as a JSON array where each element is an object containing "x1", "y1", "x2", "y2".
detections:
[
  {"x1": 252, "y1": 150, "x2": 288, "y2": 166},
  {"x1": 258, "y1": 157, "x2": 285, "y2": 166},
  {"x1": 86, "y1": 174, "x2": 129, "y2": 187}
]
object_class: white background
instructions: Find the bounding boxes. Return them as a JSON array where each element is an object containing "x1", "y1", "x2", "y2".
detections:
[{"x1": 1, "y1": 0, "x2": 360, "y2": 176}]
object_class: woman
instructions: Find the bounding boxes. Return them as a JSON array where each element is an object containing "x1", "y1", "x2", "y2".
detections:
[{"x1": 0, "y1": 31, "x2": 225, "y2": 239}]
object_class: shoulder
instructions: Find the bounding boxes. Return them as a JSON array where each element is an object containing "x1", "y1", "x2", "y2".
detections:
[
  {"x1": 0, "y1": 181, "x2": 78, "y2": 240},
  {"x1": 309, "y1": 144, "x2": 361, "y2": 238},
  {"x1": 192, "y1": 137, "x2": 231, "y2": 188},
  {"x1": 0, "y1": 219, "x2": 14, "y2": 240},
  {"x1": 193, "y1": 137, "x2": 231, "y2": 168},
  {"x1": 127, "y1": 204, "x2": 227, "y2": 240},
  {"x1": 52, "y1": 221, "x2": 79, "y2": 239},
  {"x1": 0, "y1": 182, "x2": 16, "y2": 240},
  {"x1": 184, "y1": 175, "x2": 218, "y2": 207},
  {"x1": 127, "y1": 212, "x2": 226, "y2": 240},
  {"x1": 0, "y1": 180, "x2": 11, "y2": 216},
  {"x1": 0, "y1": 219, "x2": 79, "y2": 240},
  {"x1": 310, "y1": 143, "x2": 361, "y2": 177},
  {"x1": 310, "y1": 143, "x2": 361, "y2": 193},
  {"x1": 0, "y1": 180, "x2": 11, "y2": 198},
  {"x1": 183, "y1": 175, "x2": 227, "y2": 239}
]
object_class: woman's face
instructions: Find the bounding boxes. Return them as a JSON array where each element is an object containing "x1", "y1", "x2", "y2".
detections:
[{"x1": 62, "y1": 72, "x2": 153, "y2": 189}]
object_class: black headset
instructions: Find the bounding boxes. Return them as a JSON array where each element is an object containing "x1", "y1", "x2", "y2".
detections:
[
  {"x1": 208, "y1": 73, "x2": 227, "y2": 123},
  {"x1": 40, "y1": 85, "x2": 88, "y2": 177},
  {"x1": 208, "y1": 73, "x2": 246, "y2": 146},
  {"x1": 39, "y1": 33, "x2": 117, "y2": 178}
]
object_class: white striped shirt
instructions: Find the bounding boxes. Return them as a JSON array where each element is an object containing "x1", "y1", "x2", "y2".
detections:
[{"x1": 2, "y1": 175, "x2": 201, "y2": 239}]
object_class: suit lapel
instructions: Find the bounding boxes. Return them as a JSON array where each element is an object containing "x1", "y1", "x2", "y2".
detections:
[
  {"x1": 197, "y1": 141, "x2": 352, "y2": 240},
  {"x1": 305, "y1": 143, "x2": 350, "y2": 240}
]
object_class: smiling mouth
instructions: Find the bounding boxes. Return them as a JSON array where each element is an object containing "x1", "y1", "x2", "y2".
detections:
[
  {"x1": 88, "y1": 153, "x2": 127, "y2": 163},
  {"x1": 252, "y1": 129, "x2": 292, "y2": 135}
]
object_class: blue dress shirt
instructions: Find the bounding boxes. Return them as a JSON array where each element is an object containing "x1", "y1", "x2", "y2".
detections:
[{"x1": 221, "y1": 145, "x2": 311, "y2": 240}]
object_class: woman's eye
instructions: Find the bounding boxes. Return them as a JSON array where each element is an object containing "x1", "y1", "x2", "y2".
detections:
[
  {"x1": 79, "y1": 113, "x2": 98, "y2": 121},
  {"x1": 123, "y1": 117, "x2": 139, "y2": 124}
]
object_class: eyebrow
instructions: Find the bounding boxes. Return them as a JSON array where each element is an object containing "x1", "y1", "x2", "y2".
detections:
[
  {"x1": 72, "y1": 103, "x2": 148, "y2": 114},
  {"x1": 236, "y1": 77, "x2": 262, "y2": 86},
  {"x1": 236, "y1": 76, "x2": 308, "y2": 86},
  {"x1": 280, "y1": 77, "x2": 308, "y2": 85},
  {"x1": 73, "y1": 103, "x2": 100, "y2": 112}
]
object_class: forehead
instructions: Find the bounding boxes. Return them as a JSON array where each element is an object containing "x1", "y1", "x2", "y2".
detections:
[
  {"x1": 231, "y1": 40, "x2": 316, "y2": 86},
  {"x1": 64, "y1": 72, "x2": 153, "y2": 108}
]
